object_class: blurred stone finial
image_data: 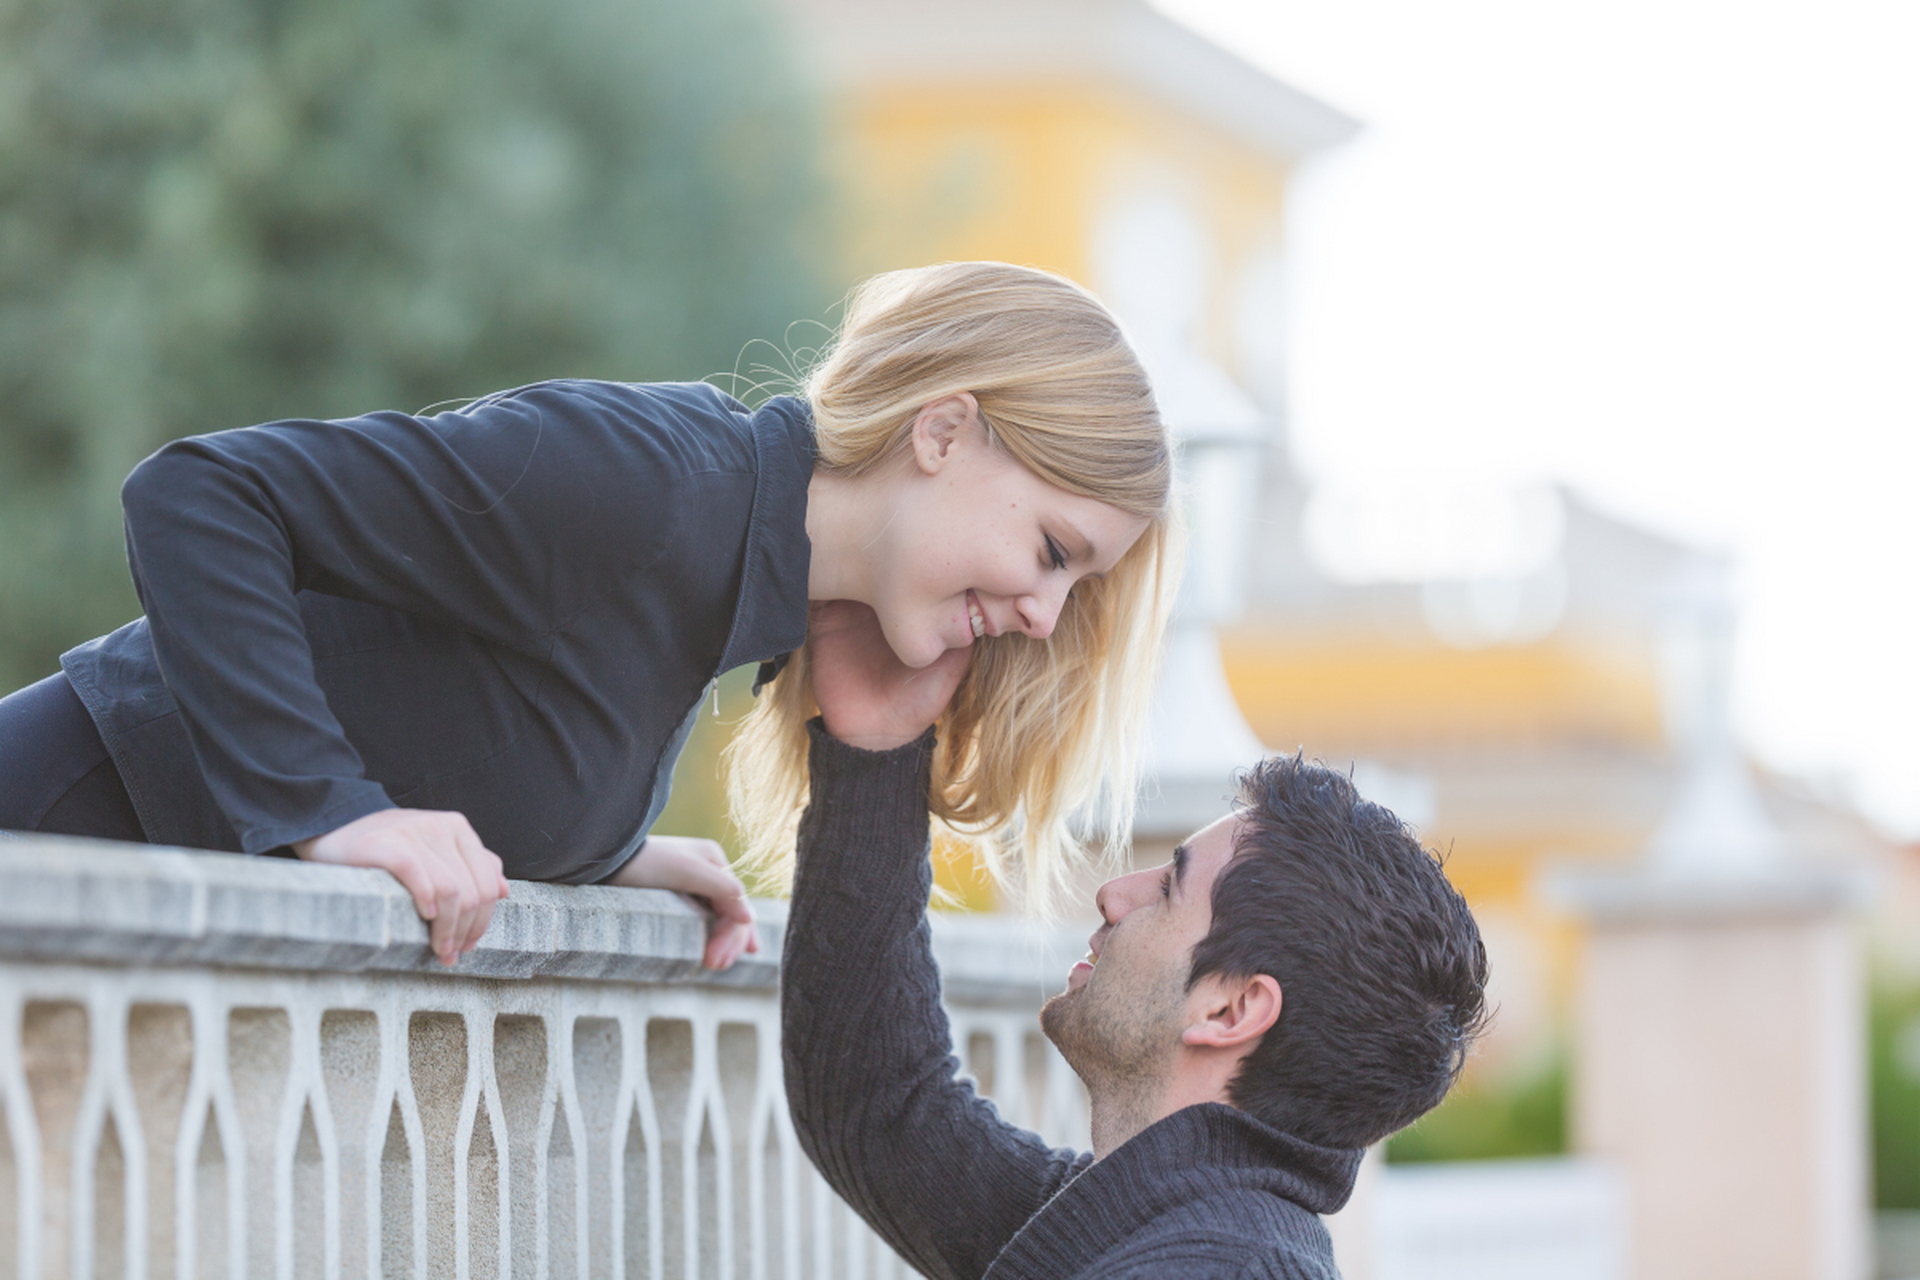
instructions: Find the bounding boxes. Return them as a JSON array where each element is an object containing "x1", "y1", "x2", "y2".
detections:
[{"x1": 1646, "y1": 554, "x2": 1782, "y2": 874}]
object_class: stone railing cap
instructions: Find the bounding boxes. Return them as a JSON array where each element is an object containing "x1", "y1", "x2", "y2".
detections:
[{"x1": 0, "y1": 835, "x2": 1082, "y2": 1004}]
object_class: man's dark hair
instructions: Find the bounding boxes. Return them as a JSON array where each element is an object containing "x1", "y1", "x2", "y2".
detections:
[{"x1": 1187, "y1": 754, "x2": 1489, "y2": 1150}]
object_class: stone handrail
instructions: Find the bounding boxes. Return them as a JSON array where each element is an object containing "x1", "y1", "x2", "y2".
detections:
[{"x1": 0, "y1": 836, "x2": 1092, "y2": 1279}]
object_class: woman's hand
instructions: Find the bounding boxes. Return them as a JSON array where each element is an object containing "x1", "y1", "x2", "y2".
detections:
[
  {"x1": 809, "y1": 600, "x2": 972, "y2": 750},
  {"x1": 605, "y1": 835, "x2": 760, "y2": 970},
  {"x1": 294, "y1": 808, "x2": 510, "y2": 966}
]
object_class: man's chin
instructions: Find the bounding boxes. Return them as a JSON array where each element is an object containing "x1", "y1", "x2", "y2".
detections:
[
  {"x1": 1039, "y1": 989, "x2": 1070, "y2": 1040},
  {"x1": 1039, "y1": 986, "x2": 1083, "y2": 1053}
]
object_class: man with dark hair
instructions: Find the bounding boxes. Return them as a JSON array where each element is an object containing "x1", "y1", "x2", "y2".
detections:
[{"x1": 782, "y1": 603, "x2": 1489, "y2": 1279}]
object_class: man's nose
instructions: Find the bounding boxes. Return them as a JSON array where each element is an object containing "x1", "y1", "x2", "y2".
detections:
[{"x1": 1094, "y1": 868, "x2": 1155, "y2": 924}]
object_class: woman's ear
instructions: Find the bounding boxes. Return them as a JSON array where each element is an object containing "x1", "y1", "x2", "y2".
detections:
[{"x1": 910, "y1": 393, "x2": 982, "y2": 475}]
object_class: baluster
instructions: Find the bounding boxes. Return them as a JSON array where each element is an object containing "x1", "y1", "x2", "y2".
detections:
[
  {"x1": 616, "y1": 1008, "x2": 660, "y2": 1280},
  {"x1": 281, "y1": 996, "x2": 333, "y2": 1280},
  {"x1": 382, "y1": 1003, "x2": 427, "y2": 1280},
  {"x1": 405, "y1": 1012, "x2": 466, "y2": 1280},
  {"x1": 490, "y1": 1015, "x2": 545, "y2": 1280},
  {"x1": 228, "y1": 1008, "x2": 291, "y2": 1280},
  {"x1": 463, "y1": 1005, "x2": 502, "y2": 1280},
  {"x1": 319, "y1": 1010, "x2": 381, "y2": 1280},
  {"x1": 569, "y1": 1017, "x2": 619, "y2": 1280},
  {"x1": 0, "y1": 983, "x2": 36, "y2": 1280},
  {"x1": 643, "y1": 1020, "x2": 693, "y2": 1280},
  {"x1": 24, "y1": 999, "x2": 87, "y2": 1280},
  {"x1": 548, "y1": 1012, "x2": 587, "y2": 1280},
  {"x1": 127, "y1": 1005, "x2": 192, "y2": 1280},
  {"x1": 715, "y1": 1024, "x2": 758, "y2": 1280}
]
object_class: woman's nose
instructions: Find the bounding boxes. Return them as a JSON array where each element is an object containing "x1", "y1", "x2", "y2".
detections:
[{"x1": 1015, "y1": 579, "x2": 1071, "y2": 639}]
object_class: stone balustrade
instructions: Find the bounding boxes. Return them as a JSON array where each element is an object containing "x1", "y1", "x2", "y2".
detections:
[{"x1": 0, "y1": 835, "x2": 1092, "y2": 1279}]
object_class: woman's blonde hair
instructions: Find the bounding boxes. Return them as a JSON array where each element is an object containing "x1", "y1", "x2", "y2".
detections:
[{"x1": 725, "y1": 261, "x2": 1176, "y2": 913}]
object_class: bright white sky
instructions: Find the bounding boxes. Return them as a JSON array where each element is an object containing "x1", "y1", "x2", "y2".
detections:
[{"x1": 1155, "y1": 0, "x2": 1920, "y2": 839}]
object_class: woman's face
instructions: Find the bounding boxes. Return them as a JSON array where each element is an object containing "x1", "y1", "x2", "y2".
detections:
[{"x1": 866, "y1": 400, "x2": 1152, "y2": 670}]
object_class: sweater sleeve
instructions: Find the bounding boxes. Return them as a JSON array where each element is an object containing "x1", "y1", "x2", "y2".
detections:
[
  {"x1": 118, "y1": 380, "x2": 718, "y2": 853},
  {"x1": 781, "y1": 721, "x2": 1087, "y2": 1280}
]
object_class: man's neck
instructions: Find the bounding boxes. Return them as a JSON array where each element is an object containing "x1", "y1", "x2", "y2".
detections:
[{"x1": 1088, "y1": 1069, "x2": 1237, "y2": 1159}]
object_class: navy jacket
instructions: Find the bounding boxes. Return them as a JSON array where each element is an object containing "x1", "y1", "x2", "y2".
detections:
[{"x1": 60, "y1": 380, "x2": 813, "y2": 883}]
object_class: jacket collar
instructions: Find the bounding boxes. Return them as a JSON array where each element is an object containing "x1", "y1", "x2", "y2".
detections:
[
  {"x1": 717, "y1": 395, "x2": 814, "y2": 673},
  {"x1": 985, "y1": 1103, "x2": 1363, "y2": 1279}
]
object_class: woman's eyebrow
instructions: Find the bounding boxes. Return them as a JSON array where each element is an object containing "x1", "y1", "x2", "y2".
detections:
[{"x1": 1059, "y1": 517, "x2": 1094, "y2": 563}]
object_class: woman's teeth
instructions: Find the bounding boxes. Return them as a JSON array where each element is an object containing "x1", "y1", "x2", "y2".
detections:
[{"x1": 969, "y1": 598, "x2": 986, "y2": 638}]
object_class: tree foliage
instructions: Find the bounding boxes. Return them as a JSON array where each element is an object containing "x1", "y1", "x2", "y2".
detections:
[{"x1": 0, "y1": 0, "x2": 830, "y2": 688}]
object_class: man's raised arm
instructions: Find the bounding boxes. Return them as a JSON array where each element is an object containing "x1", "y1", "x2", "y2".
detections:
[{"x1": 780, "y1": 612, "x2": 1088, "y2": 1280}]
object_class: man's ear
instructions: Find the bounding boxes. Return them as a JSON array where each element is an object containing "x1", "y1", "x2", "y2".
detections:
[
  {"x1": 910, "y1": 393, "x2": 982, "y2": 475},
  {"x1": 1181, "y1": 973, "x2": 1282, "y2": 1051}
]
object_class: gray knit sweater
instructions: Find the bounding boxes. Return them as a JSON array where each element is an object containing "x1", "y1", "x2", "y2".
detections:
[{"x1": 781, "y1": 722, "x2": 1363, "y2": 1280}]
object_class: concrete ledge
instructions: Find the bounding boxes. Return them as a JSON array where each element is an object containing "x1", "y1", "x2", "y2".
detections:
[
  {"x1": 0, "y1": 835, "x2": 756, "y2": 986},
  {"x1": 0, "y1": 834, "x2": 1084, "y2": 1001}
]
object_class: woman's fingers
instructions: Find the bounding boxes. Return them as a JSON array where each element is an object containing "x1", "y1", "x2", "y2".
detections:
[
  {"x1": 605, "y1": 835, "x2": 758, "y2": 971},
  {"x1": 452, "y1": 819, "x2": 505, "y2": 954},
  {"x1": 688, "y1": 863, "x2": 753, "y2": 921},
  {"x1": 296, "y1": 808, "x2": 508, "y2": 965},
  {"x1": 689, "y1": 839, "x2": 731, "y2": 870},
  {"x1": 705, "y1": 917, "x2": 757, "y2": 970}
]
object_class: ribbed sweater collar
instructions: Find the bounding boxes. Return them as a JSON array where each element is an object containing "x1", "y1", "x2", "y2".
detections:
[{"x1": 985, "y1": 1103, "x2": 1361, "y2": 1279}]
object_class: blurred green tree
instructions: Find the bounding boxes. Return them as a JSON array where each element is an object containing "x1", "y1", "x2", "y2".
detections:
[
  {"x1": 0, "y1": 0, "x2": 831, "y2": 690},
  {"x1": 1872, "y1": 979, "x2": 1920, "y2": 1208},
  {"x1": 1385, "y1": 1049, "x2": 1569, "y2": 1164}
]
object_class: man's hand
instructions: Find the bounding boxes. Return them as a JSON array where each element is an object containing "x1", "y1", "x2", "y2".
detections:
[
  {"x1": 605, "y1": 834, "x2": 760, "y2": 970},
  {"x1": 810, "y1": 600, "x2": 971, "y2": 750},
  {"x1": 294, "y1": 808, "x2": 510, "y2": 966}
]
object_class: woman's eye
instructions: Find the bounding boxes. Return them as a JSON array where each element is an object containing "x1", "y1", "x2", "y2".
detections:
[
  {"x1": 1044, "y1": 535, "x2": 1068, "y2": 571},
  {"x1": 1159, "y1": 872, "x2": 1171, "y2": 900}
]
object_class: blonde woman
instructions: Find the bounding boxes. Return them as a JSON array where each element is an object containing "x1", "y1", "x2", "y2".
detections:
[{"x1": 0, "y1": 262, "x2": 1174, "y2": 969}]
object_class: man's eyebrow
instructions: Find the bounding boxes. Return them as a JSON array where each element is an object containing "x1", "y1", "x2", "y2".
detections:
[{"x1": 1172, "y1": 843, "x2": 1189, "y2": 893}]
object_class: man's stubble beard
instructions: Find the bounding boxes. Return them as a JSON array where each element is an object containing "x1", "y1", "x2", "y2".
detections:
[{"x1": 1040, "y1": 964, "x2": 1186, "y2": 1124}]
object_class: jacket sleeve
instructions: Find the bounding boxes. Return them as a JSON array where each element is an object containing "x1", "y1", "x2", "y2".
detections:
[
  {"x1": 119, "y1": 380, "x2": 712, "y2": 854},
  {"x1": 781, "y1": 720, "x2": 1088, "y2": 1280}
]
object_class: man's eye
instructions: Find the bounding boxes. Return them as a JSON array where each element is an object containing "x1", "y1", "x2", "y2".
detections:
[
  {"x1": 1159, "y1": 872, "x2": 1171, "y2": 900},
  {"x1": 1045, "y1": 535, "x2": 1068, "y2": 571}
]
